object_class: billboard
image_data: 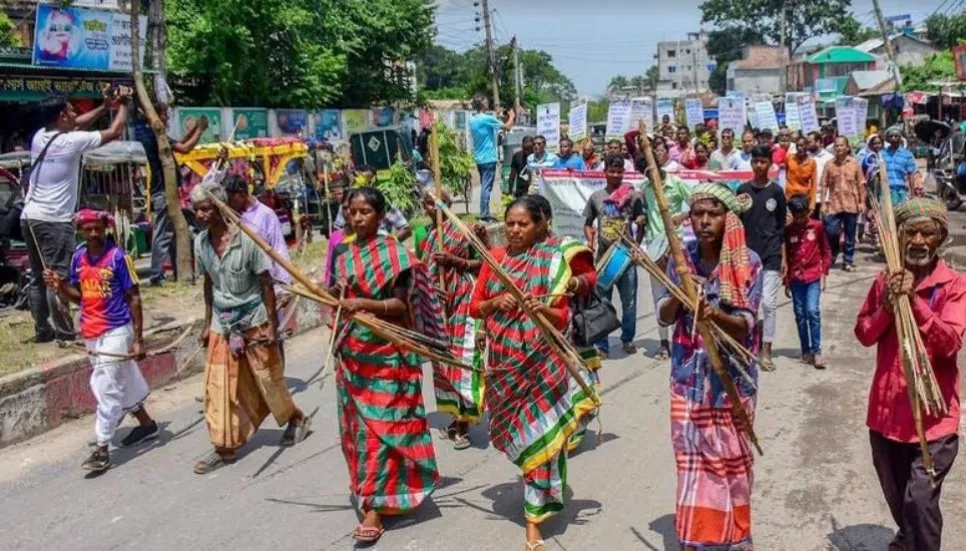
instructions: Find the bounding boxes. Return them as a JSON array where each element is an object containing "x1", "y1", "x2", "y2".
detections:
[
  {"x1": 954, "y1": 45, "x2": 966, "y2": 82},
  {"x1": 32, "y1": 4, "x2": 146, "y2": 72}
]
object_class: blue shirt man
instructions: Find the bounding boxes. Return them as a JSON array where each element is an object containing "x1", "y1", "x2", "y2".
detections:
[
  {"x1": 552, "y1": 138, "x2": 586, "y2": 170},
  {"x1": 468, "y1": 95, "x2": 515, "y2": 222},
  {"x1": 881, "y1": 127, "x2": 917, "y2": 205}
]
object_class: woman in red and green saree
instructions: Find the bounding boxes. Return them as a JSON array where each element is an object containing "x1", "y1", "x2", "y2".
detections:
[
  {"x1": 419, "y1": 192, "x2": 486, "y2": 450},
  {"x1": 331, "y1": 187, "x2": 445, "y2": 545},
  {"x1": 469, "y1": 196, "x2": 597, "y2": 551},
  {"x1": 531, "y1": 194, "x2": 602, "y2": 454}
]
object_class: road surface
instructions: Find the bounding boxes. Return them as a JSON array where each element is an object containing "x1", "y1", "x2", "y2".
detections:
[{"x1": 2, "y1": 224, "x2": 966, "y2": 551}]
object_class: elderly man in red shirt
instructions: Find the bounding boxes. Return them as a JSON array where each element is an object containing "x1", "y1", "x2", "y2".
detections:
[{"x1": 854, "y1": 197, "x2": 966, "y2": 551}]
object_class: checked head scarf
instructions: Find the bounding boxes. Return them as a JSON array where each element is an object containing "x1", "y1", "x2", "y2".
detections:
[
  {"x1": 688, "y1": 183, "x2": 754, "y2": 310},
  {"x1": 895, "y1": 197, "x2": 949, "y2": 243}
]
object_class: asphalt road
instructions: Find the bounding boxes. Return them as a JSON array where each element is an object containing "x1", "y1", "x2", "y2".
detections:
[{"x1": 2, "y1": 232, "x2": 965, "y2": 551}]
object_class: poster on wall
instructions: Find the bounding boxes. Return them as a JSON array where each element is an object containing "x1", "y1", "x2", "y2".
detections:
[
  {"x1": 370, "y1": 107, "x2": 396, "y2": 128},
  {"x1": 231, "y1": 108, "x2": 269, "y2": 140},
  {"x1": 536, "y1": 103, "x2": 561, "y2": 152},
  {"x1": 276, "y1": 109, "x2": 308, "y2": 136},
  {"x1": 313, "y1": 109, "x2": 343, "y2": 142},
  {"x1": 342, "y1": 109, "x2": 369, "y2": 135},
  {"x1": 33, "y1": 5, "x2": 146, "y2": 71},
  {"x1": 655, "y1": 98, "x2": 675, "y2": 125},
  {"x1": 177, "y1": 108, "x2": 222, "y2": 143},
  {"x1": 568, "y1": 99, "x2": 588, "y2": 142}
]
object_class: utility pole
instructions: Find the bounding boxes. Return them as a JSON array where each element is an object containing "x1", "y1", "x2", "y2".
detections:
[
  {"x1": 872, "y1": 0, "x2": 902, "y2": 88},
  {"x1": 478, "y1": 0, "x2": 500, "y2": 108},
  {"x1": 779, "y1": 5, "x2": 787, "y2": 95},
  {"x1": 511, "y1": 35, "x2": 521, "y2": 111}
]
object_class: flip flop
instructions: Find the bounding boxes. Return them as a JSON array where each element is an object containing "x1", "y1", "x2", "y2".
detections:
[
  {"x1": 525, "y1": 539, "x2": 547, "y2": 551},
  {"x1": 280, "y1": 416, "x2": 312, "y2": 447},
  {"x1": 654, "y1": 348, "x2": 670, "y2": 360},
  {"x1": 453, "y1": 433, "x2": 472, "y2": 450},
  {"x1": 194, "y1": 451, "x2": 235, "y2": 475},
  {"x1": 759, "y1": 357, "x2": 777, "y2": 372},
  {"x1": 353, "y1": 525, "x2": 385, "y2": 544}
]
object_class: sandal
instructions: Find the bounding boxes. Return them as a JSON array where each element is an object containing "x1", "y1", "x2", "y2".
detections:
[
  {"x1": 453, "y1": 433, "x2": 472, "y2": 450},
  {"x1": 194, "y1": 451, "x2": 235, "y2": 475},
  {"x1": 438, "y1": 422, "x2": 459, "y2": 441},
  {"x1": 654, "y1": 346, "x2": 670, "y2": 361},
  {"x1": 353, "y1": 525, "x2": 385, "y2": 544},
  {"x1": 280, "y1": 416, "x2": 312, "y2": 447},
  {"x1": 525, "y1": 540, "x2": 547, "y2": 551},
  {"x1": 843, "y1": 264, "x2": 855, "y2": 272},
  {"x1": 759, "y1": 356, "x2": 777, "y2": 372}
]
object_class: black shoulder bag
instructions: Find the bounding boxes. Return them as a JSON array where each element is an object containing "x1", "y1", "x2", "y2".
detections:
[
  {"x1": 571, "y1": 288, "x2": 621, "y2": 348},
  {"x1": 0, "y1": 132, "x2": 63, "y2": 240}
]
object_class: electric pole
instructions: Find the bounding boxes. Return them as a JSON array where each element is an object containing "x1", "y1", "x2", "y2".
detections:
[
  {"x1": 872, "y1": 0, "x2": 902, "y2": 87},
  {"x1": 779, "y1": 5, "x2": 787, "y2": 95},
  {"x1": 511, "y1": 35, "x2": 521, "y2": 111},
  {"x1": 477, "y1": 0, "x2": 500, "y2": 108}
]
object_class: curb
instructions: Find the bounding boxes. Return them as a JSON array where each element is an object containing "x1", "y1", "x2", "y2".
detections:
[{"x1": 0, "y1": 298, "x2": 325, "y2": 449}]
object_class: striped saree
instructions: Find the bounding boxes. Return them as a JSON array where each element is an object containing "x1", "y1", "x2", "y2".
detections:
[
  {"x1": 477, "y1": 241, "x2": 596, "y2": 523},
  {"x1": 333, "y1": 235, "x2": 443, "y2": 515},
  {"x1": 420, "y1": 220, "x2": 485, "y2": 424}
]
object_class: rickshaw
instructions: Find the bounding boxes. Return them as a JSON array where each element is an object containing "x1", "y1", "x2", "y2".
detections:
[
  {"x1": 0, "y1": 151, "x2": 30, "y2": 311},
  {"x1": 916, "y1": 120, "x2": 966, "y2": 210},
  {"x1": 80, "y1": 141, "x2": 150, "y2": 256}
]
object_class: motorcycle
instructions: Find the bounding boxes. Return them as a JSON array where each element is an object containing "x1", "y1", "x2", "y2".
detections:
[{"x1": 918, "y1": 120, "x2": 966, "y2": 210}]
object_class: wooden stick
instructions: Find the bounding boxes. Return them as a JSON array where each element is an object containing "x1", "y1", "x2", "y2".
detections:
[
  {"x1": 638, "y1": 123, "x2": 763, "y2": 455},
  {"x1": 319, "y1": 286, "x2": 345, "y2": 389},
  {"x1": 429, "y1": 121, "x2": 448, "y2": 296},
  {"x1": 429, "y1": 193, "x2": 602, "y2": 405}
]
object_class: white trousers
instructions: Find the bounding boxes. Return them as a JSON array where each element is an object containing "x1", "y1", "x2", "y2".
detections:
[
  {"x1": 759, "y1": 270, "x2": 782, "y2": 344},
  {"x1": 86, "y1": 324, "x2": 150, "y2": 446}
]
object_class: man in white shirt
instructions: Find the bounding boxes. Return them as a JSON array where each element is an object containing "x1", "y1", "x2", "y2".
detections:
[
  {"x1": 710, "y1": 128, "x2": 740, "y2": 170},
  {"x1": 807, "y1": 130, "x2": 835, "y2": 218},
  {"x1": 21, "y1": 90, "x2": 131, "y2": 342}
]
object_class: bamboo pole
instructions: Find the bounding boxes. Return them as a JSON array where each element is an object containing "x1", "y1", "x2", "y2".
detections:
[
  {"x1": 638, "y1": 125, "x2": 763, "y2": 455},
  {"x1": 429, "y1": 121, "x2": 447, "y2": 296},
  {"x1": 429, "y1": 193, "x2": 602, "y2": 405}
]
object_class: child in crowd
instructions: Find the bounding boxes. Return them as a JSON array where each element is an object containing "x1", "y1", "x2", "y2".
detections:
[{"x1": 784, "y1": 194, "x2": 831, "y2": 369}]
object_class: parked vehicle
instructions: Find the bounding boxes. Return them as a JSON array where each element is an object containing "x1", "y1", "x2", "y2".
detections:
[{"x1": 918, "y1": 120, "x2": 966, "y2": 210}]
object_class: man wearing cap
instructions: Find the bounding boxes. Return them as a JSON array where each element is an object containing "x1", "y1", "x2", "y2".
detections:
[
  {"x1": 880, "y1": 126, "x2": 919, "y2": 206},
  {"x1": 854, "y1": 197, "x2": 966, "y2": 551},
  {"x1": 44, "y1": 209, "x2": 159, "y2": 474}
]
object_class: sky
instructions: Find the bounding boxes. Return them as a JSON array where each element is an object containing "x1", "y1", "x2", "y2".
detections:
[{"x1": 434, "y1": 0, "x2": 956, "y2": 96}]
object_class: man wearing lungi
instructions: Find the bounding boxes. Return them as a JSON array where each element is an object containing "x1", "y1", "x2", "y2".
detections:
[
  {"x1": 44, "y1": 209, "x2": 159, "y2": 474},
  {"x1": 855, "y1": 197, "x2": 965, "y2": 551},
  {"x1": 190, "y1": 182, "x2": 311, "y2": 474},
  {"x1": 657, "y1": 184, "x2": 763, "y2": 550}
]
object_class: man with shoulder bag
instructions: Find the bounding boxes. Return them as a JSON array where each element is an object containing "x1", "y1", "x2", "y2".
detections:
[{"x1": 21, "y1": 88, "x2": 131, "y2": 343}]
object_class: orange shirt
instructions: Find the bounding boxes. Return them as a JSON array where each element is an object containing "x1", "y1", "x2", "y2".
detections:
[{"x1": 785, "y1": 155, "x2": 817, "y2": 208}]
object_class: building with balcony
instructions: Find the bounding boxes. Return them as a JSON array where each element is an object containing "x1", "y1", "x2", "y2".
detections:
[{"x1": 654, "y1": 31, "x2": 713, "y2": 98}]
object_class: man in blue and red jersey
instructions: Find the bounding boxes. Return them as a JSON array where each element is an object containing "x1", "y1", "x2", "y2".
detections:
[{"x1": 44, "y1": 209, "x2": 158, "y2": 474}]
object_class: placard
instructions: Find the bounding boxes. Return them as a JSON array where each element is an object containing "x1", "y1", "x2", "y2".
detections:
[
  {"x1": 605, "y1": 99, "x2": 632, "y2": 140},
  {"x1": 230, "y1": 108, "x2": 269, "y2": 140},
  {"x1": 629, "y1": 97, "x2": 654, "y2": 133},
  {"x1": 754, "y1": 101, "x2": 779, "y2": 132},
  {"x1": 835, "y1": 96, "x2": 858, "y2": 137},
  {"x1": 718, "y1": 97, "x2": 746, "y2": 135},
  {"x1": 537, "y1": 170, "x2": 646, "y2": 239},
  {"x1": 568, "y1": 99, "x2": 588, "y2": 142},
  {"x1": 853, "y1": 98, "x2": 869, "y2": 136},
  {"x1": 313, "y1": 109, "x2": 343, "y2": 142},
  {"x1": 536, "y1": 102, "x2": 561, "y2": 152},
  {"x1": 685, "y1": 98, "x2": 705, "y2": 129},
  {"x1": 33, "y1": 5, "x2": 146, "y2": 72},
  {"x1": 655, "y1": 98, "x2": 675, "y2": 126},
  {"x1": 784, "y1": 93, "x2": 802, "y2": 131},
  {"x1": 797, "y1": 95, "x2": 820, "y2": 134},
  {"x1": 177, "y1": 108, "x2": 222, "y2": 143}
]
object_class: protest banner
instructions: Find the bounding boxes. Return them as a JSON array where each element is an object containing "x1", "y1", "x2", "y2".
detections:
[
  {"x1": 784, "y1": 93, "x2": 802, "y2": 130},
  {"x1": 797, "y1": 95, "x2": 820, "y2": 134},
  {"x1": 718, "y1": 96, "x2": 746, "y2": 135},
  {"x1": 835, "y1": 96, "x2": 858, "y2": 137},
  {"x1": 537, "y1": 102, "x2": 561, "y2": 152},
  {"x1": 629, "y1": 97, "x2": 654, "y2": 133},
  {"x1": 853, "y1": 97, "x2": 869, "y2": 136},
  {"x1": 569, "y1": 99, "x2": 588, "y2": 142},
  {"x1": 685, "y1": 98, "x2": 704, "y2": 129},
  {"x1": 656, "y1": 98, "x2": 675, "y2": 126},
  {"x1": 754, "y1": 101, "x2": 779, "y2": 132},
  {"x1": 606, "y1": 99, "x2": 632, "y2": 140}
]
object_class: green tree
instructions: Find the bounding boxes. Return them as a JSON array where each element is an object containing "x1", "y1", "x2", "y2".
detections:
[
  {"x1": 0, "y1": 12, "x2": 18, "y2": 47},
  {"x1": 925, "y1": 13, "x2": 966, "y2": 50},
  {"x1": 608, "y1": 75, "x2": 630, "y2": 93},
  {"x1": 836, "y1": 15, "x2": 880, "y2": 46},
  {"x1": 645, "y1": 66, "x2": 659, "y2": 90},
  {"x1": 901, "y1": 51, "x2": 957, "y2": 92},
  {"x1": 166, "y1": 0, "x2": 434, "y2": 107},
  {"x1": 700, "y1": 0, "x2": 853, "y2": 55}
]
